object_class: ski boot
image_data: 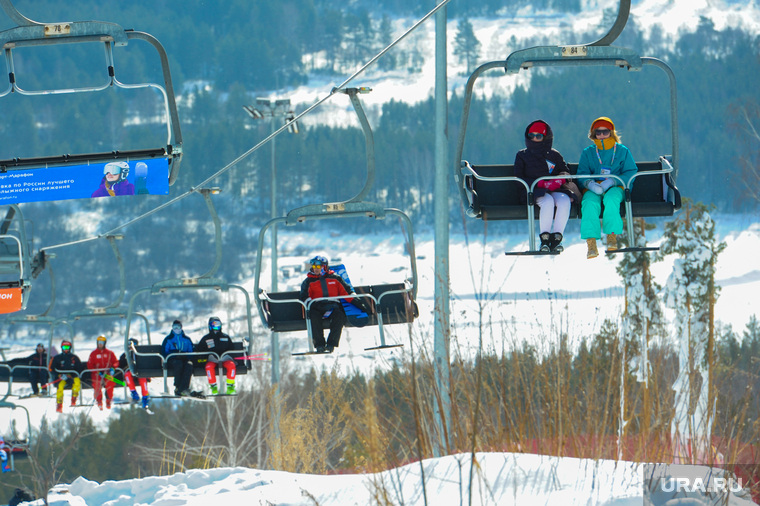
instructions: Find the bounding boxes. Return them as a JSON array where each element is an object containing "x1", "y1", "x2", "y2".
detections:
[
  {"x1": 56, "y1": 402, "x2": 63, "y2": 413},
  {"x1": 71, "y1": 396, "x2": 78, "y2": 407},
  {"x1": 226, "y1": 383, "x2": 236, "y2": 395},
  {"x1": 106, "y1": 398, "x2": 112, "y2": 409},
  {"x1": 586, "y1": 238, "x2": 599, "y2": 259},
  {"x1": 606, "y1": 233, "x2": 618, "y2": 251},
  {"x1": 210, "y1": 384, "x2": 219, "y2": 395},
  {"x1": 131, "y1": 390, "x2": 140, "y2": 404},
  {"x1": 539, "y1": 232, "x2": 551, "y2": 252},
  {"x1": 550, "y1": 233, "x2": 564, "y2": 253},
  {"x1": 142, "y1": 396, "x2": 150, "y2": 409}
]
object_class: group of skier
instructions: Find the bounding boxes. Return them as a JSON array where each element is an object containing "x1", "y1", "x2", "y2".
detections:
[
  {"x1": 161, "y1": 316, "x2": 240, "y2": 397},
  {"x1": 44, "y1": 336, "x2": 142, "y2": 413},
  {"x1": 24, "y1": 315, "x2": 242, "y2": 412},
  {"x1": 512, "y1": 116, "x2": 639, "y2": 258}
]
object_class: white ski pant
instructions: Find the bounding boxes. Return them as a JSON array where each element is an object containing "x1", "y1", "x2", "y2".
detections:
[{"x1": 536, "y1": 192, "x2": 571, "y2": 234}]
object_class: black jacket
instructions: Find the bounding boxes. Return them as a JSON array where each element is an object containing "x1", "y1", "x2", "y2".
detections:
[
  {"x1": 49, "y1": 352, "x2": 83, "y2": 377},
  {"x1": 27, "y1": 349, "x2": 48, "y2": 368},
  {"x1": 196, "y1": 331, "x2": 235, "y2": 361}
]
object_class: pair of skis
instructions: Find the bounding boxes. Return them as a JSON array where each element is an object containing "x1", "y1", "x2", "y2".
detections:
[{"x1": 505, "y1": 246, "x2": 658, "y2": 256}]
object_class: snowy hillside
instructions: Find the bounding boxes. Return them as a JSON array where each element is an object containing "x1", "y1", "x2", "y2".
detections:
[
  {"x1": 39, "y1": 453, "x2": 759, "y2": 505},
  {"x1": 286, "y1": 0, "x2": 760, "y2": 127}
]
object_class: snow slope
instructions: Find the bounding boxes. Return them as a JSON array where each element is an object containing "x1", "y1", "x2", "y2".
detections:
[{"x1": 40, "y1": 453, "x2": 757, "y2": 506}]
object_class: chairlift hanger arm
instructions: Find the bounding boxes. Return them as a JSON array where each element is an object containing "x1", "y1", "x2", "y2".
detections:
[{"x1": 589, "y1": 0, "x2": 630, "y2": 47}]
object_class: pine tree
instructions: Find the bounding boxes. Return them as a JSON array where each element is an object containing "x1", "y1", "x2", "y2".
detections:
[
  {"x1": 453, "y1": 17, "x2": 481, "y2": 75},
  {"x1": 377, "y1": 15, "x2": 397, "y2": 71},
  {"x1": 658, "y1": 200, "x2": 726, "y2": 464},
  {"x1": 616, "y1": 218, "x2": 665, "y2": 440}
]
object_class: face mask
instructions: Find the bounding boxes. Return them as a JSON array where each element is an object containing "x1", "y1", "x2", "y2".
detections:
[{"x1": 173, "y1": 328, "x2": 182, "y2": 335}]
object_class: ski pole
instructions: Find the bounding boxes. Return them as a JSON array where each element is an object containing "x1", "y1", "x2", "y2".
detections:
[
  {"x1": 235, "y1": 353, "x2": 269, "y2": 361},
  {"x1": 104, "y1": 374, "x2": 126, "y2": 387},
  {"x1": 40, "y1": 378, "x2": 62, "y2": 389}
]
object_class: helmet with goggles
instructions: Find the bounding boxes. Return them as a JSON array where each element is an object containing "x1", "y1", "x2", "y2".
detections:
[
  {"x1": 308, "y1": 255, "x2": 329, "y2": 273},
  {"x1": 103, "y1": 161, "x2": 130, "y2": 182},
  {"x1": 61, "y1": 340, "x2": 73, "y2": 351},
  {"x1": 208, "y1": 316, "x2": 222, "y2": 332}
]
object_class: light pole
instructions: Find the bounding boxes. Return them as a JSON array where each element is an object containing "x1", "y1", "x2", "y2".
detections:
[{"x1": 243, "y1": 98, "x2": 298, "y2": 293}]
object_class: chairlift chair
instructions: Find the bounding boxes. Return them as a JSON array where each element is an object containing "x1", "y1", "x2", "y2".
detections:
[
  {"x1": 124, "y1": 188, "x2": 255, "y2": 397},
  {"x1": 0, "y1": 0, "x2": 183, "y2": 202},
  {"x1": 0, "y1": 399, "x2": 31, "y2": 470},
  {"x1": 0, "y1": 315, "x2": 74, "y2": 399},
  {"x1": 254, "y1": 87, "x2": 419, "y2": 356},
  {"x1": 454, "y1": 0, "x2": 681, "y2": 255},
  {"x1": 0, "y1": 205, "x2": 32, "y2": 312}
]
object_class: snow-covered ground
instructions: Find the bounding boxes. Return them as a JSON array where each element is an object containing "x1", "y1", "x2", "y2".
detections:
[{"x1": 39, "y1": 453, "x2": 756, "y2": 506}]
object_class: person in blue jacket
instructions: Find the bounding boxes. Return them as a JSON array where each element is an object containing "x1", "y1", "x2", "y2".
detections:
[
  {"x1": 577, "y1": 117, "x2": 638, "y2": 259},
  {"x1": 160, "y1": 319, "x2": 195, "y2": 396}
]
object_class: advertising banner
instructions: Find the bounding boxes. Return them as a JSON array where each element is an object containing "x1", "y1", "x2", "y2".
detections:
[
  {"x1": 0, "y1": 158, "x2": 169, "y2": 204},
  {"x1": 0, "y1": 287, "x2": 23, "y2": 314}
]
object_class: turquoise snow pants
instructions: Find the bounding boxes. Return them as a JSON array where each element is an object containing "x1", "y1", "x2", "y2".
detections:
[{"x1": 580, "y1": 186, "x2": 625, "y2": 239}]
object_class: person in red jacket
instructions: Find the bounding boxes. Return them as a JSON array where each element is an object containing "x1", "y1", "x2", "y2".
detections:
[
  {"x1": 87, "y1": 335, "x2": 119, "y2": 409},
  {"x1": 299, "y1": 255, "x2": 355, "y2": 353}
]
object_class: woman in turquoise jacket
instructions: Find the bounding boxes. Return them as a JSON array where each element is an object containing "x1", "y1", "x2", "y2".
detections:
[{"x1": 577, "y1": 117, "x2": 638, "y2": 259}]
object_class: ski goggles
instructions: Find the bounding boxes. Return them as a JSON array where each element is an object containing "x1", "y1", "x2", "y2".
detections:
[
  {"x1": 61, "y1": 344, "x2": 71, "y2": 351},
  {"x1": 210, "y1": 322, "x2": 222, "y2": 331},
  {"x1": 594, "y1": 128, "x2": 611, "y2": 137},
  {"x1": 104, "y1": 166, "x2": 122, "y2": 175},
  {"x1": 527, "y1": 133, "x2": 544, "y2": 140},
  {"x1": 172, "y1": 324, "x2": 182, "y2": 331},
  {"x1": 311, "y1": 263, "x2": 323, "y2": 269}
]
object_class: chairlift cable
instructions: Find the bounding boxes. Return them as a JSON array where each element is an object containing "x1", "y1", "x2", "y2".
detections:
[{"x1": 35, "y1": 0, "x2": 453, "y2": 255}]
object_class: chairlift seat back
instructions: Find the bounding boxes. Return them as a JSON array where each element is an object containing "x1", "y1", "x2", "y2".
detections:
[
  {"x1": 261, "y1": 283, "x2": 418, "y2": 332},
  {"x1": 132, "y1": 343, "x2": 249, "y2": 379},
  {"x1": 465, "y1": 159, "x2": 680, "y2": 220}
]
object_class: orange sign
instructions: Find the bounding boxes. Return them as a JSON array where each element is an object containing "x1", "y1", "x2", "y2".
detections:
[{"x1": 0, "y1": 287, "x2": 23, "y2": 313}]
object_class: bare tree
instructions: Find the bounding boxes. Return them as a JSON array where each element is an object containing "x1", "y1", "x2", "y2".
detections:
[{"x1": 23, "y1": 414, "x2": 98, "y2": 504}]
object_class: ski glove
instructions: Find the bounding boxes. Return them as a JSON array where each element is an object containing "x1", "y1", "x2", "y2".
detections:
[
  {"x1": 587, "y1": 182, "x2": 604, "y2": 195},
  {"x1": 61, "y1": 374, "x2": 68, "y2": 380},
  {"x1": 109, "y1": 368, "x2": 115, "y2": 376},
  {"x1": 599, "y1": 178, "x2": 615, "y2": 191}
]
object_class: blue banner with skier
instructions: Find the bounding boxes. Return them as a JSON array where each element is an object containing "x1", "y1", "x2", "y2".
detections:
[{"x1": 0, "y1": 158, "x2": 169, "y2": 204}]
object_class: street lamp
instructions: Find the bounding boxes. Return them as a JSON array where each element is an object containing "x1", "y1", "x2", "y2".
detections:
[{"x1": 243, "y1": 98, "x2": 299, "y2": 292}]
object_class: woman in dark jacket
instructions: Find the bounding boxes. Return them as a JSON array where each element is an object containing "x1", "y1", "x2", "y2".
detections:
[{"x1": 513, "y1": 119, "x2": 579, "y2": 252}]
